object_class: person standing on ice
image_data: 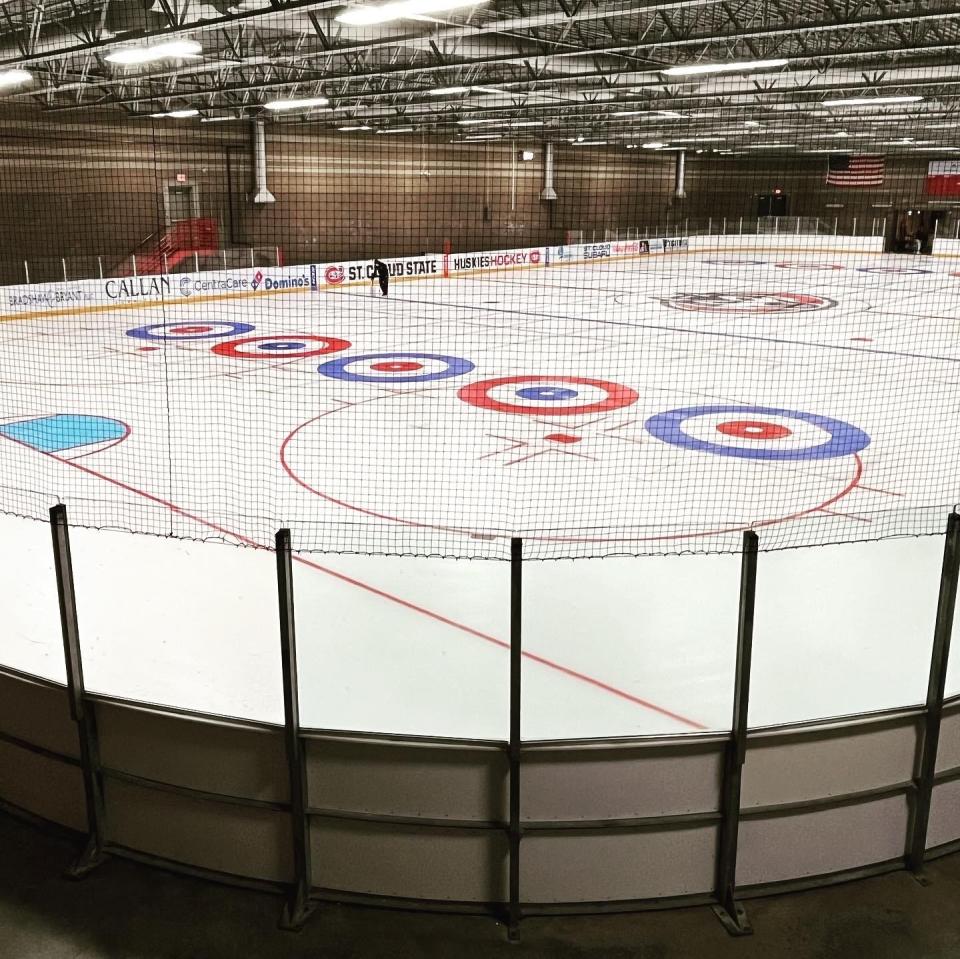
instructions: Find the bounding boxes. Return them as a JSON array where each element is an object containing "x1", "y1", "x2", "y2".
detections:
[{"x1": 372, "y1": 258, "x2": 389, "y2": 297}]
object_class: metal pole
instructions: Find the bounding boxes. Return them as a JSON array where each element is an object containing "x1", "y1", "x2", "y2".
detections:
[
  {"x1": 908, "y1": 512, "x2": 960, "y2": 877},
  {"x1": 852, "y1": 217, "x2": 857, "y2": 236},
  {"x1": 222, "y1": 249, "x2": 228, "y2": 270},
  {"x1": 722, "y1": 216, "x2": 727, "y2": 235},
  {"x1": 708, "y1": 217, "x2": 713, "y2": 235},
  {"x1": 834, "y1": 217, "x2": 838, "y2": 235},
  {"x1": 739, "y1": 216, "x2": 743, "y2": 235},
  {"x1": 796, "y1": 216, "x2": 801, "y2": 235},
  {"x1": 250, "y1": 248, "x2": 255, "y2": 268},
  {"x1": 23, "y1": 260, "x2": 29, "y2": 284},
  {"x1": 275, "y1": 528, "x2": 316, "y2": 931},
  {"x1": 194, "y1": 251, "x2": 200, "y2": 272},
  {"x1": 50, "y1": 504, "x2": 107, "y2": 879},
  {"x1": 507, "y1": 537, "x2": 523, "y2": 942},
  {"x1": 131, "y1": 254, "x2": 137, "y2": 277},
  {"x1": 62, "y1": 257, "x2": 68, "y2": 282},
  {"x1": 97, "y1": 256, "x2": 103, "y2": 279},
  {"x1": 713, "y1": 530, "x2": 758, "y2": 936},
  {"x1": 955, "y1": 219, "x2": 959, "y2": 241},
  {"x1": 163, "y1": 253, "x2": 168, "y2": 275}
]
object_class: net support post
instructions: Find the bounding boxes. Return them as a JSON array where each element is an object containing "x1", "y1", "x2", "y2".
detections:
[
  {"x1": 50, "y1": 504, "x2": 107, "y2": 880},
  {"x1": 908, "y1": 511, "x2": 960, "y2": 880},
  {"x1": 506, "y1": 537, "x2": 523, "y2": 942},
  {"x1": 712, "y1": 529, "x2": 758, "y2": 937},
  {"x1": 275, "y1": 528, "x2": 316, "y2": 931}
]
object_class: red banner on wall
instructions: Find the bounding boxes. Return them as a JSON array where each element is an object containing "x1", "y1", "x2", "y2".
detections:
[{"x1": 926, "y1": 159, "x2": 960, "y2": 196}]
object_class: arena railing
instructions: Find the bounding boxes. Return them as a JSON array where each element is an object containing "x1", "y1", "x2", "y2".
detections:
[
  {"x1": 1, "y1": 504, "x2": 959, "y2": 940},
  {"x1": 11, "y1": 212, "x2": 960, "y2": 288}
]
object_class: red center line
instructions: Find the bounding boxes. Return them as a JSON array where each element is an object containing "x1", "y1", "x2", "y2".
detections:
[{"x1": 14, "y1": 440, "x2": 707, "y2": 732}]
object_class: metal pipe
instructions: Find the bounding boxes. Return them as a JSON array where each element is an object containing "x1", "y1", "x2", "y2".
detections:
[
  {"x1": 540, "y1": 143, "x2": 557, "y2": 200},
  {"x1": 674, "y1": 150, "x2": 686, "y2": 198},
  {"x1": 51, "y1": 504, "x2": 107, "y2": 879},
  {"x1": 275, "y1": 528, "x2": 316, "y2": 931},
  {"x1": 251, "y1": 119, "x2": 276, "y2": 205},
  {"x1": 713, "y1": 529, "x2": 758, "y2": 937},
  {"x1": 908, "y1": 512, "x2": 960, "y2": 875},
  {"x1": 507, "y1": 537, "x2": 523, "y2": 942}
]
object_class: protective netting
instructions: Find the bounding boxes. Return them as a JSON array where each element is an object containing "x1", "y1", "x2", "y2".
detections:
[{"x1": 0, "y1": 7, "x2": 958, "y2": 559}]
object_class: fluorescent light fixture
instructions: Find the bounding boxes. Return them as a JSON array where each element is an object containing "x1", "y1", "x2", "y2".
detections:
[
  {"x1": 745, "y1": 143, "x2": 792, "y2": 149},
  {"x1": 0, "y1": 69, "x2": 31, "y2": 87},
  {"x1": 744, "y1": 120, "x2": 760, "y2": 127},
  {"x1": 509, "y1": 120, "x2": 543, "y2": 127},
  {"x1": 572, "y1": 140, "x2": 607, "y2": 146},
  {"x1": 613, "y1": 110, "x2": 647, "y2": 117},
  {"x1": 457, "y1": 117, "x2": 501, "y2": 125},
  {"x1": 469, "y1": 85, "x2": 503, "y2": 95},
  {"x1": 662, "y1": 58, "x2": 787, "y2": 77},
  {"x1": 378, "y1": 126, "x2": 415, "y2": 133},
  {"x1": 823, "y1": 95, "x2": 923, "y2": 107},
  {"x1": 657, "y1": 111, "x2": 686, "y2": 118},
  {"x1": 200, "y1": 116, "x2": 239, "y2": 123},
  {"x1": 264, "y1": 96, "x2": 329, "y2": 111},
  {"x1": 520, "y1": 150, "x2": 535, "y2": 160},
  {"x1": 430, "y1": 86, "x2": 470, "y2": 96},
  {"x1": 106, "y1": 39, "x2": 202, "y2": 65},
  {"x1": 337, "y1": 0, "x2": 487, "y2": 26},
  {"x1": 464, "y1": 134, "x2": 502, "y2": 141},
  {"x1": 149, "y1": 109, "x2": 199, "y2": 118},
  {"x1": 339, "y1": 124, "x2": 372, "y2": 131},
  {"x1": 642, "y1": 141, "x2": 666, "y2": 149},
  {"x1": 669, "y1": 136, "x2": 723, "y2": 143}
]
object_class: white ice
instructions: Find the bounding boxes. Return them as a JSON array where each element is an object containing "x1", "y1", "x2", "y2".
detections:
[{"x1": 0, "y1": 248, "x2": 958, "y2": 738}]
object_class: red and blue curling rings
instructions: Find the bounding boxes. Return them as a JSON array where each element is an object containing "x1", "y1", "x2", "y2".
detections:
[
  {"x1": 663, "y1": 291, "x2": 835, "y2": 313},
  {"x1": 127, "y1": 321, "x2": 255, "y2": 341},
  {"x1": 318, "y1": 352, "x2": 474, "y2": 383},
  {"x1": 212, "y1": 334, "x2": 350, "y2": 359},
  {"x1": 856, "y1": 266, "x2": 932, "y2": 275},
  {"x1": 644, "y1": 405, "x2": 870, "y2": 461},
  {"x1": 458, "y1": 375, "x2": 639, "y2": 416}
]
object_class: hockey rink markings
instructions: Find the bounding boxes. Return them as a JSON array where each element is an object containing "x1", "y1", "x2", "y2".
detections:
[{"x1": 0, "y1": 414, "x2": 707, "y2": 731}]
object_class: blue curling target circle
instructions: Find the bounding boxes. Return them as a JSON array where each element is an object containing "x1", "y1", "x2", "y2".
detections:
[
  {"x1": 516, "y1": 386, "x2": 579, "y2": 401},
  {"x1": 644, "y1": 405, "x2": 870, "y2": 461},
  {"x1": 127, "y1": 321, "x2": 254, "y2": 341},
  {"x1": 318, "y1": 352, "x2": 475, "y2": 383}
]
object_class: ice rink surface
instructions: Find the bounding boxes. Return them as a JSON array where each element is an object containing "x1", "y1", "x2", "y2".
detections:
[{"x1": 1, "y1": 248, "x2": 959, "y2": 739}]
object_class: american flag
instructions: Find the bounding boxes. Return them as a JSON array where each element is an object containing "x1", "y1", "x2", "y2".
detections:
[{"x1": 826, "y1": 154, "x2": 885, "y2": 187}]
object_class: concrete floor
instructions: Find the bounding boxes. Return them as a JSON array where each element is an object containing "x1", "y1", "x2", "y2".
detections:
[{"x1": 1, "y1": 812, "x2": 959, "y2": 959}]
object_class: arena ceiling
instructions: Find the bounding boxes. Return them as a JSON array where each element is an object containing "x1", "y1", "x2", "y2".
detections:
[{"x1": 0, "y1": 0, "x2": 959, "y2": 154}]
